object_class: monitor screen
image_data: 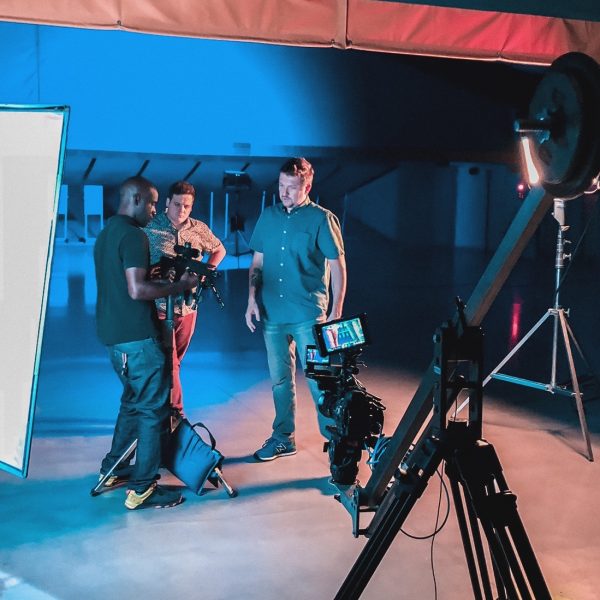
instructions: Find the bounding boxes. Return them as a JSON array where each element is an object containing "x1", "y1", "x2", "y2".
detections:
[{"x1": 313, "y1": 313, "x2": 370, "y2": 356}]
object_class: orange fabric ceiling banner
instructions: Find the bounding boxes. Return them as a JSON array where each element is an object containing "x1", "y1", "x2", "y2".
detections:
[
  {"x1": 347, "y1": 1, "x2": 600, "y2": 64},
  {"x1": 0, "y1": 0, "x2": 122, "y2": 30},
  {"x1": 1, "y1": 0, "x2": 600, "y2": 64},
  {"x1": 0, "y1": 0, "x2": 346, "y2": 47}
]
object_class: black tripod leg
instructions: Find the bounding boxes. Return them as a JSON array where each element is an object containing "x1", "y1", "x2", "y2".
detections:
[
  {"x1": 335, "y1": 437, "x2": 445, "y2": 600},
  {"x1": 90, "y1": 439, "x2": 138, "y2": 496},
  {"x1": 455, "y1": 443, "x2": 552, "y2": 600},
  {"x1": 494, "y1": 519, "x2": 536, "y2": 598},
  {"x1": 447, "y1": 468, "x2": 493, "y2": 600},
  {"x1": 461, "y1": 471, "x2": 513, "y2": 600},
  {"x1": 335, "y1": 486, "x2": 415, "y2": 600},
  {"x1": 497, "y1": 502, "x2": 551, "y2": 598},
  {"x1": 475, "y1": 496, "x2": 523, "y2": 599}
]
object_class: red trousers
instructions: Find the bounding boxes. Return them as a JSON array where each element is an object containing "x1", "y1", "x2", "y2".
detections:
[{"x1": 159, "y1": 311, "x2": 197, "y2": 413}]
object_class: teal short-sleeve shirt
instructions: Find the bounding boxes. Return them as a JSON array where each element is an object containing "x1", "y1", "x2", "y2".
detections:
[{"x1": 249, "y1": 200, "x2": 344, "y2": 323}]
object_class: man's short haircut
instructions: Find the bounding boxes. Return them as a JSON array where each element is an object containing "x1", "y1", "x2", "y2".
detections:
[
  {"x1": 280, "y1": 157, "x2": 314, "y2": 187},
  {"x1": 168, "y1": 180, "x2": 196, "y2": 200},
  {"x1": 120, "y1": 176, "x2": 157, "y2": 202}
]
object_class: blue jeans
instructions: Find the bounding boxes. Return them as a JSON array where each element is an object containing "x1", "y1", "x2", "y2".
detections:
[
  {"x1": 262, "y1": 319, "x2": 335, "y2": 443},
  {"x1": 101, "y1": 337, "x2": 171, "y2": 492}
]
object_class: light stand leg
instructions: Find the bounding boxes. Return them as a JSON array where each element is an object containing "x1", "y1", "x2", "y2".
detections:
[
  {"x1": 90, "y1": 439, "x2": 138, "y2": 496},
  {"x1": 210, "y1": 466, "x2": 238, "y2": 498},
  {"x1": 563, "y1": 317, "x2": 594, "y2": 368},
  {"x1": 483, "y1": 311, "x2": 552, "y2": 386},
  {"x1": 558, "y1": 310, "x2": 594, "y2": 460}
]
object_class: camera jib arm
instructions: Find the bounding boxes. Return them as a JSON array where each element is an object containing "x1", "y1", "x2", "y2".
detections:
[
  {"x1": 329, "y1": 50, "x2": 600, "y2": 599},
  {"x1": 332, "y1": 187, "x2": 553, "y2": 597},
  {"x1": 335, "y1": 314, "x2": 551, "y2": 600}
]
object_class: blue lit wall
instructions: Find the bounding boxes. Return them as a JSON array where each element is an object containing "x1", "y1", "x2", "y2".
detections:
[
  {"x1": 0, "y1": 22, "x2": 363, "y2": 154},
  {"x1": 1, "y1": 20, "x2": 548, "y2": 255},
  {"x1": 0, "y1": 21, "x2": 519, "y2": 157}
]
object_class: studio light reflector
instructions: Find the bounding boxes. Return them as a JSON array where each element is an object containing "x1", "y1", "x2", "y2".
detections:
[{"x1": 0, "y1": 105, "x2": 69, "y2": 478}]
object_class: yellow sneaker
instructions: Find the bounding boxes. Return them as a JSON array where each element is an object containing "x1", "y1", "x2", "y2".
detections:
[{"x1": 124, "y1": 483, "x2": 183, "y2": 510}]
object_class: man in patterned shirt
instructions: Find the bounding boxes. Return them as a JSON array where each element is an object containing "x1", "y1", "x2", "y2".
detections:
[{"x1": 145, "y1": 181, "x2": 226, "y2": 416}]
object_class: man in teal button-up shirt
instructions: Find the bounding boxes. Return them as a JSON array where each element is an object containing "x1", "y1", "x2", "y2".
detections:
[{"x1": 245, "y1": 158, "x2": 347, "y2": 462}]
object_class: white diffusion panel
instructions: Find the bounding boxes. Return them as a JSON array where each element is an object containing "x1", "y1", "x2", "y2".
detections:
[{"x1": 0, "y1": 106, "x2": 68, "y2": 477}]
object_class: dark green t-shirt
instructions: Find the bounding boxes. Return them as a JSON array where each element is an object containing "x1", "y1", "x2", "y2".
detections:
[{"x1": 94, "y1": 215, "x2": 159, "y2": 345}]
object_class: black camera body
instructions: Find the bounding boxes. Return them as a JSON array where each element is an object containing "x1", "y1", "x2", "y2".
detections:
[
  {"x1": 157, "y1": 242, "x2": 224, "y2": 309},
  {"x1": 159, "y1": 242, "x2": 216, "y2": 282},
  {"x1": 305, "y1": 314, "x2": 384, "y2": 485}
]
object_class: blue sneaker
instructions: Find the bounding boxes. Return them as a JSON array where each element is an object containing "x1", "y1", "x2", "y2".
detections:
[{"x1": 254, "y1": 437, "x2": 297, "y2": 461}]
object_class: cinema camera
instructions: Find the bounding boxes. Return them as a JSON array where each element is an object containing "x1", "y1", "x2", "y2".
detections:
[
  {"x1": 158, "y1": 242, "x2": 225, "y2": 309},
  {"x1": 305, "y1": 313, "x2": 385, "y2": 485}
]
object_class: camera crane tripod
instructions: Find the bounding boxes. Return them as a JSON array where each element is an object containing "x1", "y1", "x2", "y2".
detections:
[
  {"x1": 484, "y1": 199, "x2": 595, "y2": 460},
  {"x1": 335, "y1": 305, "x2": 551, "y2": 600},
  {"x1": 92, "y1": 260, "x2": 235, "y2": 498}
]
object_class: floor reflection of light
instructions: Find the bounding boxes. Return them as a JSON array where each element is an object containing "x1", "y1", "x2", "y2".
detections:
[
  {"x1": 48, "y1": 273, "x2": 69, "y2": 309},
  {"x1": 0, "y1": 569, "x2": 59, "y2": 599}
]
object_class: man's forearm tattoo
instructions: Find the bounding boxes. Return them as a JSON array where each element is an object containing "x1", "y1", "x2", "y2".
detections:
[{"x1": 250, "y1": 267, "x2": 263, "y2": 289}]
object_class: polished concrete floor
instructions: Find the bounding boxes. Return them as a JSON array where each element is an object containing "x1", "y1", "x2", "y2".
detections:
[{"x1": 1, "y1": 216, "x2": 599, "y2": 599}]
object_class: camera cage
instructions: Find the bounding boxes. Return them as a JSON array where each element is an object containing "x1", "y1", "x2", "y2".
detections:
[{"x1": 156, "y1": 242, "x2": 225, "y2": 309}]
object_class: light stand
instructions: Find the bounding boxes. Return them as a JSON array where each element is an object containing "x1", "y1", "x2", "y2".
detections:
[
  {"x1": 223, "y1": 190, "x2": 251, "y2": 258},
  {"x1": 485, "y1": 199, "x2": 594, "y2": 461}
]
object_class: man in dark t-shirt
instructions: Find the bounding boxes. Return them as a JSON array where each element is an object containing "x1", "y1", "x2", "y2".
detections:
[{"x1": 94, "y1": 176, "x2": 198, "y2": 510}]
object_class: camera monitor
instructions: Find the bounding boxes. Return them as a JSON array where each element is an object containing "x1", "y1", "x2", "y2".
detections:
[
  {"x1": 306, "y1": 346, "x2": 330, "y2": 365},
  {"x1": 313, "y1": 313, "x2": 370, "y2": 356}
]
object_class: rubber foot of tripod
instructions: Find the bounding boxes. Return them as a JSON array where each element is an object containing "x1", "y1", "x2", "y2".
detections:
[{"x1": 213, "y1": 467, "x2": 238, "y2": 498}]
